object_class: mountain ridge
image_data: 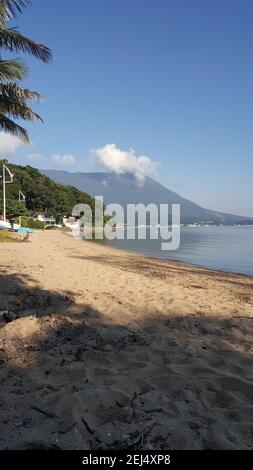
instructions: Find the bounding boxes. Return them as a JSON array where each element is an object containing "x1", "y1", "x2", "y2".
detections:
[{"x1": 42, "y1": 169, "x2": 253, "y2": 225}]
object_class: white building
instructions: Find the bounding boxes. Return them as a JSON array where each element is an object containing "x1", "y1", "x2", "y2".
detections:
[{"x1": 33, "y1": 212, "x2": 56, "y2": 226}]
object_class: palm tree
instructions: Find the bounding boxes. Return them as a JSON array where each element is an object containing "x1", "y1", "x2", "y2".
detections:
[{"x1": 0, "y1": 0, "x2": 52, "y2": 142}]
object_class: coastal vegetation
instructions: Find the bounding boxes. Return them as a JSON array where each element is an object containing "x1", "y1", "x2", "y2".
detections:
[
  {"x1": 0, "y1": 160, "x2": 96, "y2": 221},
  {"x1": 20, "y1": 217, "x2": 45, "y2": 229}
]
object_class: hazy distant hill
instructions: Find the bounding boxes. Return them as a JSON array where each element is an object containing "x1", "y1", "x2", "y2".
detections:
[{"x1": 43, "y1": 170, "x2": 253, "y2": 225}]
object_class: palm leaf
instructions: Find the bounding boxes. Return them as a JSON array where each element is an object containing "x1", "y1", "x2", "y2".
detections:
[
  {"x1": 0, "y1": 58, "x2": 27, "y2": 81},
  {"x1": 0, "y1": 82, "x2": 42, "y2": 102},
  {"x1": 0, "y1": 27, "x2": 52, "y2": 62},
  {"x1": 0, "y1": 0, "x2": 30, "y2": 15},
  {"x1": 0, "y1": 113, "x2": 29, "y2": 142},
  {"x1": 0, "y1": 1, "x2": 52, "y2": 143},
  {"x1": 0, "y1": 0, "x2": 30, "y2": 22},
  {"x1": 0, "y1": 96, "x2": 43, "y2": 122}
]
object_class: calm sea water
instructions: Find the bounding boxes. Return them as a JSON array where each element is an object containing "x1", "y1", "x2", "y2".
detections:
[{"x1": 98, "y1": 226, "x2": 253, "y2": 277}]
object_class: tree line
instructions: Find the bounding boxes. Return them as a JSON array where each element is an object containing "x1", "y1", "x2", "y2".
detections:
[{"x1": 0, "y1": 160, "x2": 96, "y2": 221}]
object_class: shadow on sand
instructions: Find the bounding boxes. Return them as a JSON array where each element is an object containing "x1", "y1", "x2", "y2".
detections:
[{"x1": 0, "y1": 271, "x2": 253, "y2": 450}]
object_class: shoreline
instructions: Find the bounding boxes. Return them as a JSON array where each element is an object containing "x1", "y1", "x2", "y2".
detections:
[
  {"x1": 68, "y1": 230, "x2": 253, "y2": 281},
  {"x1": 0, "y1": 230, "x2": 253, "y2": 449},
  {"x1": 89, "y1": 236, "x2": 253, "y2": 280}
]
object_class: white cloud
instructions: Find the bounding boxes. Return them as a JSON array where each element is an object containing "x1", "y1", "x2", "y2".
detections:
[
  {"x1": 52, "y1": 154, "x2": 75, "y2": 166},
  {"x1": 94, "y1": 143, "x2": 159, "y2": 184},
  {"x1": 0, "y1": 132, "x2": 23, "y2": 158},
  {"x1": 27, "y1": 153, "x2": 44, "y2": 162}
]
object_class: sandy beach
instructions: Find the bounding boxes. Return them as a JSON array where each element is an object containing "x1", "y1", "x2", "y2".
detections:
[{"x1": 0, "y1": 230, "x2": 253, "y2": 450}]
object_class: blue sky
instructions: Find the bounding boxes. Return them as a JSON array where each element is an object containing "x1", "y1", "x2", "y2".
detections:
[{"x1": 2, "y1": 0, "x2": 253, "y2": 216}]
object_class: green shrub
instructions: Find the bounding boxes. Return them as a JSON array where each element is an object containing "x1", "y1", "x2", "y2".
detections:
[
  {"x1": 0, "y1": 199, "x2": 27, "y2": 218},
  {"x1": 21, "y1": 218, "x2": 45, "y2": 229},
  {"x1": 44, "y1": 225, "x2": 61, "y2": 230}
]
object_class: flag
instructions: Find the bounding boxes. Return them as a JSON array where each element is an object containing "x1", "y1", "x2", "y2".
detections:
[
  {"x1": 3, "y1": 164, "x2": 14, "y2": 184},
  {"x1": 19, "y1": 190, "x2": 26, "y2": 202}
]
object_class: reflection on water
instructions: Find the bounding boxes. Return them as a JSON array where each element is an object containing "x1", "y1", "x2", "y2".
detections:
[{"x1": 95, "y1": 226, "x2": 253, "y2": 277}]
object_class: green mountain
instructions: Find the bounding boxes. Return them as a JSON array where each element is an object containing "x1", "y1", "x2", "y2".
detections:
[{"x1": 0, "y1": 160, "x2": 95, "y2": 221}]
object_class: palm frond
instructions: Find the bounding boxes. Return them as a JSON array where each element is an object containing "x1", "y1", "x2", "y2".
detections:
[
  {"x1": 0, "y1": 0, "x2": 30, "y2": 22},
  {"x1": 0, "y1": 95, "x2": 43, "y2": 122},
  {"x1": 0, "y1": 113, "x2": 29, "y2": 142},
  {"x1": 0, "y1": 1, "x2": 51, "y2": 144},
  {"x1": 0, "y1": 0, "x2": 30, "y2": 15},
  {"x1": 0, "y1": 82, "x2": 42, "y2": 102},
  {"x1": 0, "y1": 58, "x2": 27, "y2": 81},
  {"x1": 0, "y1": 27, "x2": 52, "y2": 62}
]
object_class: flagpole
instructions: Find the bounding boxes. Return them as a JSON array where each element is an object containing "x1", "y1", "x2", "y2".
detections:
[
  {"x1": 18, "y1": 190, "x2": 26, "y2": 227},
  {"x1": 2, "y1": 164, "x2": 14, "y2": 223},
  {"x1": 3, "y1": 165, "x2": 6, "y2": 222},
  {"x1": 19, "y1": 190, "x2": 21, "y2": 226}
]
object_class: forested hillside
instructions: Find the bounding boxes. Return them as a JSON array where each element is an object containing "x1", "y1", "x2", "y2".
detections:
[{"x1": 0, "y1": 160, "x2": 95, "y2": 221}]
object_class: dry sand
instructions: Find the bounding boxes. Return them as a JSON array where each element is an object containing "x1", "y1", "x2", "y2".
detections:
[{"x1": 0, "y1": 230, "x2": 253, "y2": 450}]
